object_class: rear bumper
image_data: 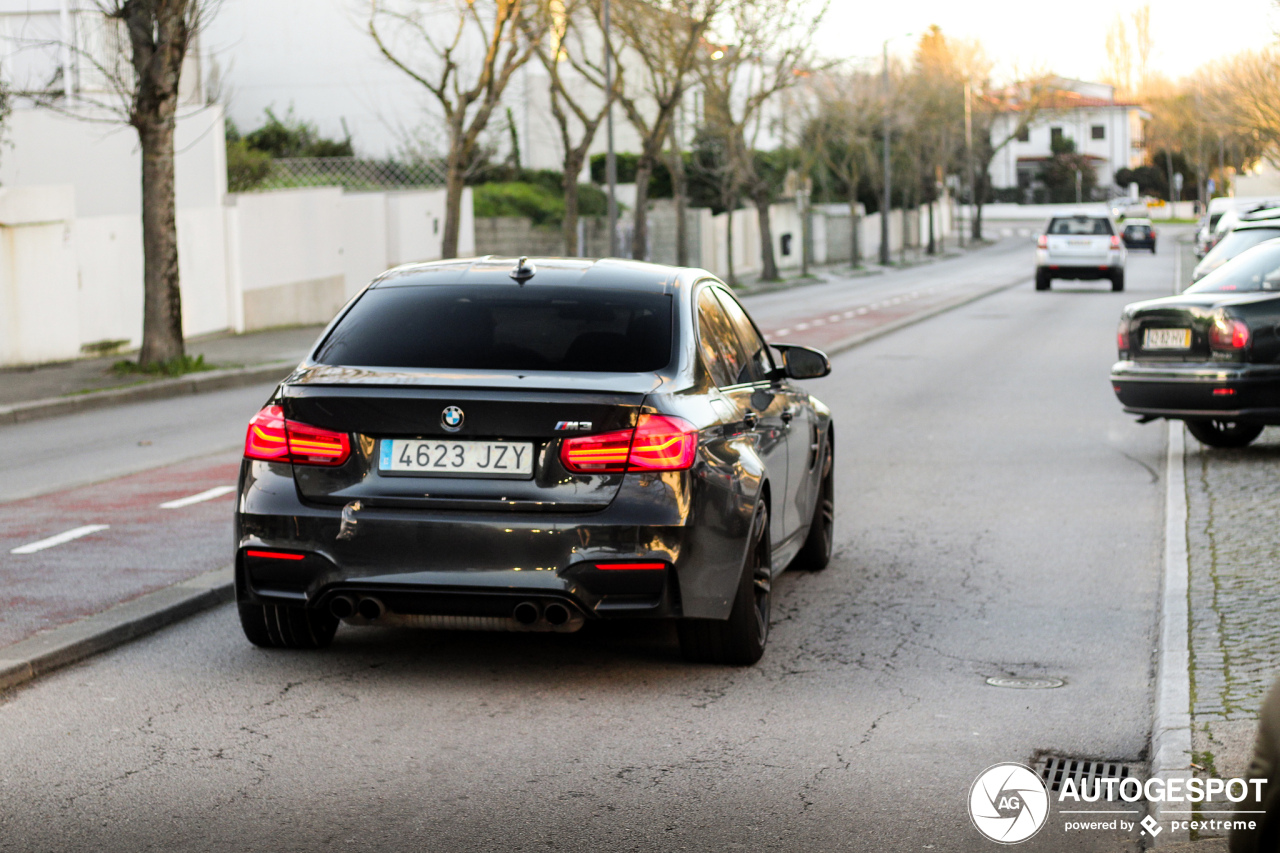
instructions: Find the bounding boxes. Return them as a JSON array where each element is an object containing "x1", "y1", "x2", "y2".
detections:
[
  {"x1": 1111, "y1": 361, "x2": 1280, "y2": 421},
  {"x1": 234, "y1": 460, "x2": 753, "y2": 621}
]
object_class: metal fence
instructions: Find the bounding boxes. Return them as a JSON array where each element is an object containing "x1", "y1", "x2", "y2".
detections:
[{"x1": 251, "y1": 157, "x2": 448, "y2": 192}]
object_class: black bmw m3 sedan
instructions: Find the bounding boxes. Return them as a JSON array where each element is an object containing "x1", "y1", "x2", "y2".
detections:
[{"x1": 235, "y1": 256, "x2": 834, "y2": 664}]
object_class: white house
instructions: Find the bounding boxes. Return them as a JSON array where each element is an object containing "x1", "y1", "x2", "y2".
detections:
[{"x1": 989, "y1": 78, "x2": 1150, "y2": 200}]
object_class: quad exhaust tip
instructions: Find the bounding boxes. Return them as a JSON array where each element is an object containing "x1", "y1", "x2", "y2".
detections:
[
  {"x1": 329, "y1": 594, "x2": 356, "y2": 619},
  {"x1": 356, "y1": 596, "x2": 385, "y2": 620},
  {"x1": 543, "y1": 602, "x2": 570, "y2": 626},
  {"x1": 512, "y1": 601, "x2": 540, "y2": 625}
]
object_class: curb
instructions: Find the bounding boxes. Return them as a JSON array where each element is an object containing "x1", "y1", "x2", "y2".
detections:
[
  {"x1": 0, "y1": 566, "x2": 233, "y2": 693},
  {"x1": 1151, "y1": 420, "x2": 1192, "y2": 846},
  {"x1": 0, "y1": 361, "x2": 297, "y2": 426}
]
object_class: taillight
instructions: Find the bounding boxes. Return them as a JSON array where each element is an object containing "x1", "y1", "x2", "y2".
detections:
[
  {"x1": 627, "y1": 415, "x2": 698, "y2": 470},
  {"x1": 560, "y1": 414, "x2": 698, "y2": 474},
  {"x1": 244, "y1": 405, "x2": 351, "y2": 466},
  {"x1": 1110, "y1": 235, "x2": 1121, "y2": 249},
  {"x1": 1037, "y1": 234, "x2": 1048, "y2": 249},
  {"x1": 1209, "y1": 315, "x2": 1250, "y2": 350},
  {"x1": 1117, "y1": 316, "x2": 1130, "y2": 354}
]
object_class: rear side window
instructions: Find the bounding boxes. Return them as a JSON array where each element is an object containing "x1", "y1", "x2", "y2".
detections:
[
  {"x1": 714, "y1": 288, "x2": 773, "y2": 383},
  {"x1": 696, "y1": 288, "x2": 747, "y2": 387},
  {"x1": 1048, "y1": 217, "x2": 1113, "y2": 236},
  {"x1": 315, "y1": 285, "x2": 673, "y2": 372}
]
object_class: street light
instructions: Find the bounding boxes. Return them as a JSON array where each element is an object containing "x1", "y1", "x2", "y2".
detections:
[{"x1": 880, "y1": 32, "x2": 913, "y2": 267}]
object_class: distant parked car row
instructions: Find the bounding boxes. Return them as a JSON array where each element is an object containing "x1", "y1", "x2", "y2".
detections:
[{"x1": 1112, "y1": 221, "x2": 1280, "y2": 448}]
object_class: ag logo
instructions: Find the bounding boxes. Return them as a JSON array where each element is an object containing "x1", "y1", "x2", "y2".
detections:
[
  {"x1": 441, "y1": 406, "x2": 465, "y2": 432},
  {"x1": 968, "y1": 763, "x2": 1050, "y2": 844}
]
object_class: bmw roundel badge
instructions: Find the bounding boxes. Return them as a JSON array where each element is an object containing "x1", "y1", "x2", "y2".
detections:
[{"x1": 441, "y1": 405, "x2": 465, "y2": 432}]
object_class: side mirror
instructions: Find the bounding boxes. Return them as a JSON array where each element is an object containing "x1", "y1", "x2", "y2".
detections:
[{"x1": 771, "y1": 343, "x2": 831, "y2": 380}]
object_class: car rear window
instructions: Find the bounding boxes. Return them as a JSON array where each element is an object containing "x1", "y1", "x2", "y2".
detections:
[
  {"x1": 1186, "y1": 241, "x2": 1280, "y2": 293},
  {"x1": 1048, "y1": 217, "x2": 1113, "y2": 235},
  {"x1": 314, "y1": 285, "x2": 673, "y2": 372}
]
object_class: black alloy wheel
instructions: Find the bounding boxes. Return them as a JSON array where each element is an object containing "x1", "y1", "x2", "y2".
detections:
[
  {"x1": 238, "y1": 602, "x2": 339, "y2": 649},
  {"x1": 1111, "y1": 272, "x2": 1125, "y2": 292},
  {"x1": 792, "y1": 436, "x2": 834, "y2": 571},
  {"x1": 1035, "y1": 271, "x2": 1050, "y2": 291},
  {"x1": 678, "y1": 504, "x2": 772, "y2": 665},
  {"x1": 1185, "y1": 419, "x2": 1265, "y2": 449}
]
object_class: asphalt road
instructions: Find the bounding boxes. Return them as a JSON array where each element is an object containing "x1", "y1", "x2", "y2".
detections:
[{"x1": 0, "y1": 233, "x2": 1174, "y2": 851}]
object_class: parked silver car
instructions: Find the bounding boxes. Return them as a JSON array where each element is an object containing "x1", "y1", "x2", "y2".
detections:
[{"x1": 1035, "y1": 214, "x2": 1127, "y2": 291}]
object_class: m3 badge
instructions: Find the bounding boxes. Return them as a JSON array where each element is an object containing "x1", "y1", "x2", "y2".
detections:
[{"x1": 554, "y1": 421, "x2": 593, "y2": 431}]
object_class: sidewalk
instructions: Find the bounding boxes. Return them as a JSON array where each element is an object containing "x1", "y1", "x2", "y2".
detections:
[{"x1": 0, "y1": 324, "x2": 325, "y2": 408}]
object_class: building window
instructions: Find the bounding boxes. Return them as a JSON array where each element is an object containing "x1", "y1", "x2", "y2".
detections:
[
  {"x1": 1091, "y1": 125, "x2": 1105, "y2": 140},
  {"x1": 1050, "y1": 127, "x2": 1064, "y2": 147},
  {"x1": 1016, "y1": 125, "x2": 1029, "y2": 142}
]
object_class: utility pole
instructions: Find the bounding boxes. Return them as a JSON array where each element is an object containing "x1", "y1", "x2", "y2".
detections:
[
  {"x1": 604, "y1": 0, "x2": 617, "y2": 257},
  {"x1": 880, "y1": 38, "x2": 891, "y2": 266},
  {"x1": 962, "y1": 79, "x2": 973, "y2": 247}
]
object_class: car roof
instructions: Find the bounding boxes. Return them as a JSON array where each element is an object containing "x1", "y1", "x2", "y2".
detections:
[{"x1": 368, "y1": 256, "x2": 687, "y2": 294}]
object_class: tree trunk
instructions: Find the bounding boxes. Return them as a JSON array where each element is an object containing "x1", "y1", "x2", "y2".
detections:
[
  {"x1": 754, "y1": 188, "x2": 777, "y2": 282},
  {"x1": 972, "y1": 172, "x2": 985, "y2": 242},
  {"x1": 725, "y1": 207, "x2": 736, "y2": 286},
  {"x1": 562, "y1": 152, "x2": 584, "y2": 257},
  {"x1": 137, "y1": 120, "x2": 184, "y2": 365},
  {"x1": 441, "y1": 138, "x2": 467, "y2": 259},
  {"x1": 849, "y1": 197, "x2": 860, "y2": 269},
  {"x1": 927, "y1": 199, "x2": 936, "y2": 255},
  {"x1": 669, "y1": 146, "x2": 688, "y2": 267},
  {"x1": 631, "y1": 155, "x2": 653, "y2": 260}
]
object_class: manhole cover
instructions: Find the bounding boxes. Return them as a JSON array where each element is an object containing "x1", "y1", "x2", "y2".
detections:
[{"x1": 985, "y1": 675, "x2": 1064, "y2": 689}]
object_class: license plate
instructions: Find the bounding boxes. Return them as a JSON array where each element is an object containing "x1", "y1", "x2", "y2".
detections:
[
  {"x1": 1144, "y1": 328, "x2": 1192, "y2": 349},
  {"x1": 379, "y1": 439, "x2": 534, "y2": 478}
]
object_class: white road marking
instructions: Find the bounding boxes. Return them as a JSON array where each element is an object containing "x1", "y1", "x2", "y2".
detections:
[
  {"x1": 827, "y1": 314, "x2": 842, "y2": 322},
  {"x1": 775, "y1": 328, "x2": 791, "y2": 335},
  {"x1": 795, "y1": 322, "x2": 810, "y2": 330},
  {"x1": 160, "y1": 485, "x2": 236, "y2": 509},
  {"x1": 11, "y1": 524, "x2": 110, "y2": 555},
  {"x1": 856, "y1": 307, "x2": 869, "y2": 314}
]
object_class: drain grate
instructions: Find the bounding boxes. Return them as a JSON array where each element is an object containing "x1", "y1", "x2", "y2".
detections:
[{"x1": 1035, "y1": 755, "x2": 1139, "y2": 801}]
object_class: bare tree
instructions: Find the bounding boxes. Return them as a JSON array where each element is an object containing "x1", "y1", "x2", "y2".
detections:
[
  {"x1": 370, "y1": 0, "x2": 546, "y2": 259},
  {"x1": 801, "y1": 69, "x2": 876, "y2": 268},
  {"x1": 29, "y1": 1, "x2": 218, "y2": 365},
  {"x1": 696, "y1": 0, "x2": 825, "y2": 282},
  {"x1": 612, "y1": 0, "x2": 722, "y2": 260},
  {"x1": 530, "y1": 0, "x2": 619, "y2": 256}
]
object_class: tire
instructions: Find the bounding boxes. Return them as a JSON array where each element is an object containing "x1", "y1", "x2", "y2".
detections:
[
  {"x1": 1035, "y1": 271, "x2": 1050, "y2": 291},
  {"x1": 1152, "y1": 243, "x2": 1157, "y2": 254},
  {"x1": 1185, "y1": 419, "x2": 1265, "y2": 449},
  {"x1": 238, "y1": 602, "x2": 338, "y2": 649},
  {"x1": 792, "y1": 435, "x2": 834, "y2": 572},
  {"x1": 1111, "y1": 271, "x2": 1125, "y2": 292},
  {"x1": 679, "y1": 505, "x2": 771, "y2": 666}
]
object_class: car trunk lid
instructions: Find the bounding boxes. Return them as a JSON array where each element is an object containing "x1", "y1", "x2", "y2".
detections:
[{"x1": 281, "y1": 368, "x2": 658, "y2": 510}]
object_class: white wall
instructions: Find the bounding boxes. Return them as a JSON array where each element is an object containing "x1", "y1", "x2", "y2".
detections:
[{"x1": 0, "y1": 186, "x2": 80, "y2": 366}]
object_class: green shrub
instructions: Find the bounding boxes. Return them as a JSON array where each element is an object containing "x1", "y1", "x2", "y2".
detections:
[
  {"x1": 227, "y1": 139, "x2": 272, "y2": 192},
  {"x1": 473, "y1": 182, "x2": 564, "y2": 225}
]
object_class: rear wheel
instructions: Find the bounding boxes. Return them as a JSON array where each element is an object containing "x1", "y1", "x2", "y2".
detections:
[
  {"x1": 238, "y1": 602, "x2": 338, "y2": 649},
  {"x1": 792, "y1": 437, "x2": 833, "y2": 572},
  {"x1": 1111, "y1": 271, "x2": 1125, "y2": 292},
  {"x1": 1035, "y1": 271, "x2": 1050, "y2": 291},
  {"x1": 1186, "y1": 419, "x2": 1264, "y2": 449},
  {"x1": 679, "y1": 505, "x2": 771, "y2": 665}
]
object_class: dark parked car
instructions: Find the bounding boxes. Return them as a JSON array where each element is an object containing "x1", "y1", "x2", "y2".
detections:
[
  {"x1": 235, "y1": 256, "x2": 835, "y2": 665},
  {"x1": 1112, "y1": 240, "x2": 1280, "y2": 447},
  {"x1": 1121, "y1": 219, "x2": 1157, "y2": 252},
  {"x1": 1191, "y1": 220, "x2": 1280, "y2": 283}
]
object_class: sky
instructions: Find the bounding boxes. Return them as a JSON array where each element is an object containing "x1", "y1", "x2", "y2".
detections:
[
  {"x1": 820, "y1": 0, "x2": 1280, "y2": 81},
  {"x1": 200, "y1": 0, "x2": 1280, "y2": 158}
]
